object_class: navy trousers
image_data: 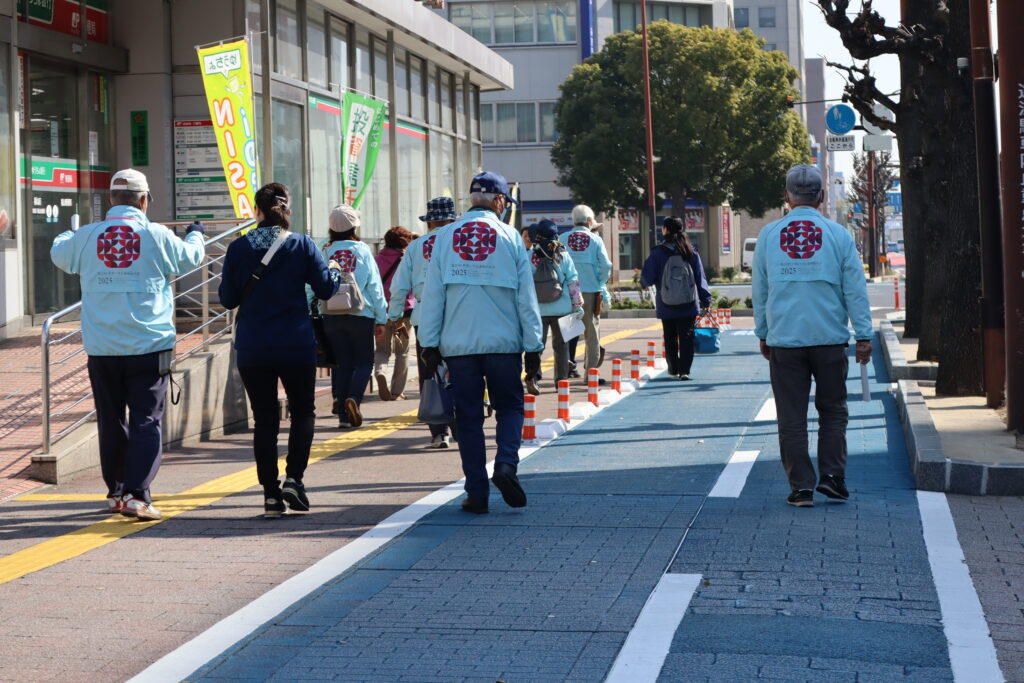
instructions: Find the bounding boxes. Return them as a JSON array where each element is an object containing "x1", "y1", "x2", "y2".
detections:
[
  {"x1": 87, "y1": 351, "x2": 168, "y2": 503},
  {"x1": 324, "y1": 315, "x2": 375, "y2": 405},
  {"x1": 445, "y1": 353, "x2": 524, "y2": 499}
]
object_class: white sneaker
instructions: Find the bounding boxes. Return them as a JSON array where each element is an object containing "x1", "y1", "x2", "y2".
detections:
[
  {"x1": 428, "y1": 434, "x2": 450, "y2": 449},
  {"x1": 106, "y1": 495, "x2": 123, "y2": 513},
  {"x1": 120, "y1": 494, "x2": 162, "y2": 521}
]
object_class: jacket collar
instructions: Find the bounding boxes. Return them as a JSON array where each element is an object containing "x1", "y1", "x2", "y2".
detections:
[
  {"x1": 787, "y1": 206, "x2": 823, "y2": 219},
  {"x1": 106, "y1": 205, "x2": 148, "y2": 223}
]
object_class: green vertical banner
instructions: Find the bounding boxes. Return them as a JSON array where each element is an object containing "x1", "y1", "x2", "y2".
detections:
[
  {"x1": 341, "y1": 92, "x2": 388, "y2": 209},
  {"x1": 130, "y1": 110, "x2": 148, "y2": 166}
]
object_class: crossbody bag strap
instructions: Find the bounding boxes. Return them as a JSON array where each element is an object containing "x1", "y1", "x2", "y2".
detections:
[{"x1": 238, "y1": 231, "x2": 290, "y2": 312}]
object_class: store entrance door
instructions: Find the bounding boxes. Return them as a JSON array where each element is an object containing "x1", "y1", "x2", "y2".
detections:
[{"x1": 23, "y1": 58, "x2": 114, "y2": 318}]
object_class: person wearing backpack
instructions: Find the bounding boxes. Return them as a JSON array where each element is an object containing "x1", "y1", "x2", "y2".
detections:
[
  {"x1": 640, "y1": 216, "x2": 712, "y2": 380},
  {"x1": 522, "y1": 220, "x2": 583, "y2": 394},
  {"x1": 318, "y1": 205, "x2": 387, "y2": 429},
  {"x1": 218, "y1": 183, "x2": 341, "y2": 518}
]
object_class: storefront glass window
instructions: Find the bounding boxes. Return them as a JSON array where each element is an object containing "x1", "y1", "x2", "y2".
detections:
[
  {"x1": 373, "y1": 36, "x2": 388, "y2": 100},
  {"x1": 329, "y1": 19, "x2": 350, "y2": 92},
  {"x1": 355, "y1": 29, "x2": 371, "y2": 95},
  {"x1": 410, "y1": 56, "x2": 425, "y2": 122},
  {"x1": 455, "y1": 82, "x2": 465, "y2": 134},
  {"x1": 309, "y1": 96, "x2": 342, "y2": 241},
  {"x1": 428, "y1": 67, "x2": 440, "y2": 126},
  {"x1": 271, "y1": 99, "x2": 306, "y2": 232},
  {"x1": 397, "y1": 126, "x2": 428, "y2": 231},
  {"x1": 430, "y1": 133, "x2": 456, "y2": 204},
  {"x1": 0, "y1": 47, "x2": 13, "y2": 241},
  {"x1": 537, "y1": 2, "x2": 576, "y2": 42},
  {"x1": 362, "y1": 127, "x2": 390, "y2": 240},
  {"x1": 246, "y1": 0, "x2": 262, "y2": 66},
  {"x1": 395, "y1": 48, "x2": 409, "y2": 118},
  {"x1": 275, "y1": 0, "x2": 303, "y2": 80},
  {"x1": 307, "y1": 5, "x2": 328, "y2": 87},
  {"x1": 440, "y1": 71, "x2": 454, "y2": 131}
]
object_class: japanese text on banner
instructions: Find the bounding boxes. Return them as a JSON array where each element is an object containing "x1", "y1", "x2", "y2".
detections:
[
  {"x1": 341, "y1": 92, "x2": 388, "y2": 209},
  {"x1": 196, "y1": 39, "x2": 260, "y2": 219}
]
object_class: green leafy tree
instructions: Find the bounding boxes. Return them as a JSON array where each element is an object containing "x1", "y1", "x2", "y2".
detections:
[{"x1": 552, "y1": 23, "x2": 809, "y2": 217}]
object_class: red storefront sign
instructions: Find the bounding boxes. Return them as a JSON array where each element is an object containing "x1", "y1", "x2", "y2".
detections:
[
  {"x1": 721, "y1": 206, "x2": 732, "y2": 254},
  {"x1": 19, "y1": 0, "x2": 109, "y2": 44}
]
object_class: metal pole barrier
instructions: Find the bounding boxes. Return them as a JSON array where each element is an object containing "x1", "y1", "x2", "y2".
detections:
[
  {"x1": 40, "y1": 319, "x2": 52, "y2": 454},
  {"x1": 970, "y1": 0, "x2": 1006, "y2": 409},
  {"x1": 201, "y1": 252, "x2": 210, "y2": 350},
  {"x1": 867, "y1": 151, "x2": 877, "y2": 279},
  {"x1": 640, "y1": 0, "x2": 658, "y2": 251},
  {"x1": 996, "y1": 2, "x2": 1024, "y2": 436}
]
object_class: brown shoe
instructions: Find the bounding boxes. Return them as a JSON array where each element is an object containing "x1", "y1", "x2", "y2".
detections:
[
  {"x1": 344, "y1": 398, "x2": 363, "y2": 428},
  {"x1": 375, "y1": 374, "x2": 391, "y2": 401}
]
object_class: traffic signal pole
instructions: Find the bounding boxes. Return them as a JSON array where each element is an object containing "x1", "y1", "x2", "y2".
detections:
[
  {"x1": 867, "y1": 151, "x2": 877, "y2": 279},
  {"x1": 996, "y1": 0, "x2": 1024, "y2": 436},
  {"x1": 640, "y1": 1, "x2": 658, "y2": 249},
  {"x1": 969, "y1": 0, "x2": 1005, "y2": 409}
]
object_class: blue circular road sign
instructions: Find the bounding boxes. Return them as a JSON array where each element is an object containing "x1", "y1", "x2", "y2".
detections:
[{"x1": 826, "y1": 104, "x2": 856, "y2": 135}]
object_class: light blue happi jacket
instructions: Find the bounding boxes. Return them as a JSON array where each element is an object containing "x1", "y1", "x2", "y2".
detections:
[
  {"x1": 387, "y1": 226, "x2": 444, "y2": 327},
  {"x1": 319, "y1": 239, "x2": 387, "y2": 324},
  {"x1": 50, "y1": 205, "x2": 204, "y2": 356},
  {"x1": 559, "y1": 226, "x2": 612, "y2": 293},
  {"x1": 417, "y1": 207, "x2": 544, "y2": 357},
  {"x1": 752, "y1": 206, "x2": 873, "y2": 348}
]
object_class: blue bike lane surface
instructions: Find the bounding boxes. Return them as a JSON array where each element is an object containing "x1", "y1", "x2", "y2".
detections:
[{"x1": 189, "y1": 331, "x2": 955, "y2": 682}]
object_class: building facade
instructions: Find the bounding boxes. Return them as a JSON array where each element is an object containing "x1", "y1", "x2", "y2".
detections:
[
  {"x1": 0, "y1": 0, "x2": 511, "y2": 336},
  {"x1": 731, "y1": 0, "x2": 802, "y2": 85},
  {"x1": 444, "y1": 0, "x2": 734, "y2": 280}
]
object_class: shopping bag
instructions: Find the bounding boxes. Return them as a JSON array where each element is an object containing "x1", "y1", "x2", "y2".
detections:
[
  {"x1": 309, "y1": 305, "x2": 335, "y2": 368},
  {"x1": 418, "y1": 372, "x2": 455, "y2": 425},
  {"x1": 694, "y1": 327, "x2": 721, "y2": 354},
  {"x1": 557, "y1": 313, "x2": 585, "y2": 341}
]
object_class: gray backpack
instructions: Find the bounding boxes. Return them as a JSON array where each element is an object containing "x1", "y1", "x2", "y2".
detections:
[
  {"x1": 533, "y1": 252, "x2": 563, "y2": 303},
  {"x1": 660, "y1": 247, "x2": 697, "y2": 306}
]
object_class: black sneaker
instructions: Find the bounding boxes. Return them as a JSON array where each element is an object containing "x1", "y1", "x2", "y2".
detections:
[
  {"x1": 816, "y1": 475, "x2": 849, "y2": 501},
  {"x1": 331, "y1": 399, "x2": 340, "y2": 415},
  {"x1": 567, "y1": 368, "x2": 581, "y2": 379},
  {"x1": 461, "y1": 496, "x2": 489, "y2": 514},
  {"x1": 282, "y1": 477, "x2": 310, "y2": 511},
  {"x1": 678, "y1": 374, "x2": 691, "y2": 381},
  {"x1": 264, "y1": 496, "x2": 286, "y2": 518},
  {"x1": 491, "y1": 462, "x2": 527, "y2": 508},
  {"x1": 787, "y1": 489, "x2": 814, "y2": 507}
]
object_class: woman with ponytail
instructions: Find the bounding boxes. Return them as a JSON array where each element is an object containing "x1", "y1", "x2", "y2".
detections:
[
  {"x1": 639, "y1": 215, "x2": 712, "y2": 380},
  {"x1": 219, "y1": 183, "x2": 341, "y2": 518}
]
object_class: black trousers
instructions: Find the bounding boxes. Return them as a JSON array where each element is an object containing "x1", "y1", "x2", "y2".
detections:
[
  {"x1": 238, "y1": 363, "x2": 317, "y2": 495},
  {"x1": 768, "y1": 345, "x2": 849, "y2": 491},
  {"x1": 324, "y1": 315, "x2": 374, "y2": 405},
  {"x1": 87, "y1": 351, "x2": 168, "y2": 503},
  {"x1": 662, "y1": 316, "x2": 696, "y2": 376}
]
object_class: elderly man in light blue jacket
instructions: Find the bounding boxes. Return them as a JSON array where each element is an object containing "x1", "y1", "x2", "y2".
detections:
[
  {"x1": 419, "y1": 171, "x2": 544, "y2": 514},
  {"x1": 50, "y1": 169, "x2": 205, "y2": 521},
  {"x1": 560, "y1": 205, "x2": 612, "y2": 376},
  {"x1": 753, "y1": 164, "x2": 873, "y2": 509}
]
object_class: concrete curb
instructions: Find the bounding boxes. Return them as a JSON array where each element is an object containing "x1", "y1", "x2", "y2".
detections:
[
  {"x1": 603, "y1": 308, "x2": 754, "y2": 319},
  {"x1": 879, "y1": 320, "x2": 937, "y2": 382},
  {"x1": 896, "y1": 379, "x2": 1024, "y2": 495}
]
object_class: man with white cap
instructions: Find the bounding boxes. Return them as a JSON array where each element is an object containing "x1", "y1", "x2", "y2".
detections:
[
  {"x1": 560, "y1": 204, "x2": 612, "y2": 379},
  {"x1": 50, "y1": 169, "x2": 205, "y2": 520},
  {"x1": 752, "y1": 164, "x2": 872, "y2": 508}
]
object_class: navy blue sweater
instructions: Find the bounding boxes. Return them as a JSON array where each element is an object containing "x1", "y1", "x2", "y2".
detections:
[
  {"x1": 639, "y1": 241, "x2": 712, "y2": 319},
  {"x1": 219, "y1": 230, "x2": 339, "y2": 367}
]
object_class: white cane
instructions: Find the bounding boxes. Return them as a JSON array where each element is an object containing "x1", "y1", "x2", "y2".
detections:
[{"x1": 860, "y1": 361, "x2": 870, "y2": 401}]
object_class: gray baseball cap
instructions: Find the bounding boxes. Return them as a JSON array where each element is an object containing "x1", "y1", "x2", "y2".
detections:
[{"x1": 786, "y1": 164, "x2": 823, "y2": 198}]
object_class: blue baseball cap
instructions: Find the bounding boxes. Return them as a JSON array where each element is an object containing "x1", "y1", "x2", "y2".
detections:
[{"x1": 469, "y1": 171, "x2": 519, "y2": 204}]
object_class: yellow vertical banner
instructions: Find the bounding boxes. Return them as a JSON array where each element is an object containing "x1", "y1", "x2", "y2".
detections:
[{"x1": 196, "y1": 38, "x2": 260, "y2": 218}]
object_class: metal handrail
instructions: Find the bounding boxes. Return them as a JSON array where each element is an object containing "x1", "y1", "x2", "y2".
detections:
[{"x1": 40, "y1": 216, "x2": 258, "y2": 453}]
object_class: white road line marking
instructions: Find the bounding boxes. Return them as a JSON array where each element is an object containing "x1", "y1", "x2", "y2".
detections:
[
  {"x1": 753, "y1": 397, "x2": 776, "y2": 422},
  {"x1": 605, "y1": 573, "x2": 702, "y2": 683},
  {"x1": 707, "y1": 450, "x2": 759, "y2": 498},
  {"x1": 917, "y1": 491, "x2": 1004, "y2": 683},
  {"x1": 130, "y1": 370, "x2": 666, "y2": 683}
]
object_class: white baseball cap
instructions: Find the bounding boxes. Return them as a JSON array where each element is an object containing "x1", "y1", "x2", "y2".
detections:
[
  {"x1": 110, "y1": 168, "x2": 150, "y2": 192},
  {"x1": 329, "y1": 204, "x2": 361, "y2": 233}
]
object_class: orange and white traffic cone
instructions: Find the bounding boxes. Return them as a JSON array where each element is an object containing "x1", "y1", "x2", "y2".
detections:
[
  {"x1": 557, "y1": 380, "x2": 571, "y2": 422},
  {"x1": 612, "y1": 358, "x2": 622, "y2": 392},
  {"x1": 588, "y1": 368, "x2": 600, "y2": 406},
  {"x1": 523, "y1": 393, "x2": 537, "y2": 441},
  {"x1": 631, "y1": 349, "x2": 641, "y2": 380},
  {"x1": 647, "y1": 341, "x2": 656, "y2": 368},
  {"x1": 894, "y1": 279, "x2": 901, "y2": 311}
]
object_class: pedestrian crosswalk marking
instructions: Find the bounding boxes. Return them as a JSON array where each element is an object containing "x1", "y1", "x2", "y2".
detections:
[
  {"x1": 707, "y1": 450, "x2": 760, "y2": 497},
  {"x1": 753, "y1": 397, "x2": 776, "y2": 422},
  {"x1": 605, "y1": 573, "x2": 702, "y2": 682}
]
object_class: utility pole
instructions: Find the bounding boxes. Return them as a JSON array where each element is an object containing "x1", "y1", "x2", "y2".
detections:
[
  {"x1": 969, "y1": 0, "x2": 1005, "y2": 409},
  {"x1": 867, "y1": 151, "x2": 877, "y2": 279},
  {"x1": 997, "y1": 1, "x2": 1024, "y2": 437},
  {"x1": 640, "y1": 1, "x2": 658, "y2": 250}
]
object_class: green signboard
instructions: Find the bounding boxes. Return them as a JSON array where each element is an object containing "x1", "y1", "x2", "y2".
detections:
[{"x1": 130, "y1": 110, "x2": 148, "y2": 166}]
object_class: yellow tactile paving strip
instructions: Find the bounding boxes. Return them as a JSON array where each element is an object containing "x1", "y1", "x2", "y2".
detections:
[{"x1": 0, "y1": 322, "x2": 659, "y2": 586}]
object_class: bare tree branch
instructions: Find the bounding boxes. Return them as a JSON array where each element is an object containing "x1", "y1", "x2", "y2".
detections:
[
  {"x1": 815, "y1": 1, "x2": 943, "y2": 60},
  {"x1": 826, "y1": 61, "x2": 900, "y2": 132}
]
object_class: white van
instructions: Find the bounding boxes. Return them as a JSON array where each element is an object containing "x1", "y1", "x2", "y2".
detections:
[{"x1": 741, "y1": 238, "x2": 757, "y2": 271}]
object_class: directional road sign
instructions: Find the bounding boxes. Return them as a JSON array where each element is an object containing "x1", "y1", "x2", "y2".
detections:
[
  {"x1": 863, "y1": 134, "x2": 893, "y2": 152},
  {"x1": 827, "y1": 134, "x2": 855, "y2": 151},
  {"x1": 825, "y1": 104, "x2": 856, "y2": 135}
]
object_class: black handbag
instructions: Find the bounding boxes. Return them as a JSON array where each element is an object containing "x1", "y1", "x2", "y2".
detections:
[{"x1": 309, "y1": 302, "x2": 336, "y2": 368}]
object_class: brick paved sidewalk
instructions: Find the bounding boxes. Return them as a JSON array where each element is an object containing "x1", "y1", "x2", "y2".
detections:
[
  {"x1": 188, "y1": 330, "x2": 961, "y2": 682},
  {"x1": 0, "y1": 319, "x2": 664, "y2": 682}
]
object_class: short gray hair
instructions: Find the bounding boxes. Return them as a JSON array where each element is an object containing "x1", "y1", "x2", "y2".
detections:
[
  {"x1": 470, "y1": 192, "x2": 499, "y2": 206},
  {"x1": 110, "y1": 189, "x2": 147, "y2": 208}
]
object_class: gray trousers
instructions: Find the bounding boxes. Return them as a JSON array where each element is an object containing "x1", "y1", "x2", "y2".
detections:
[
  {"x1": 540, "y1": 316, "x2": 569, "y2": 380},
  {"x1": 768, "y1": 344, "x2": 849, "y2": 491},
  {"x1": 581, "y1": 291, "x2": 601, "y2": 371}
]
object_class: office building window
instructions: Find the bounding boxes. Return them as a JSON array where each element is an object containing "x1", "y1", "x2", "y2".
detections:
[
  {"x1": 275, "y1": 0, "x2": 302, "y2": 80},
  {"x1": 246, "y1": 0, "x2": 262, "y2": 66},
  {"x1": 395, "y1": 48, "x2": 410, "y2": 117},
  {"x1": 451, "y1": 1, "x2": 577, "y2": 44},
  {"x1": 481, "y1": 101, "x2": 494, "y2": 143},
  {"x1": 764, "y1": 43, "x2": 777, "y2": 51},
  {"x1": 539, "y1": 102, "x2": 556, "y2": 142},
  {"x1": 329, "y1": 19, "x2": 350, "y2": 92},
  {"x1": 734, "y1": 7, "x2": 749, "y2": 28},
  {"x1": 612, "y1": 3, "x2": 713, "y2": 33},
  {"x1": 759, "y1": 7, "x2": 776, "y2": 27},
  {"x1": 441, "y1": 70, "x2": 455, "y2": 131},
  {"x1": 471, "y1": 87, "x2": 481, "y2": 140},
  {"x1": 482, "y1": 101, "x2": 557, "y2": 144},
  {"x1": 355, "y1": 29, "x2": 371, "y2": 94},
  {"x1": 410, "y1": 56, "x2": 426, "y2": 121},
  {"x1": 516, "y1": 103, "x2": 536, "y2": 142},
  {"x1": 373, "y1": 36, "x2": 388, "y2": 99},
  {"x1": 428, "y1": 67, "x2": 440, "y2": 125},
  {"x1": 307, "y1": 6, "x2": 328, "y2": 86}
]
